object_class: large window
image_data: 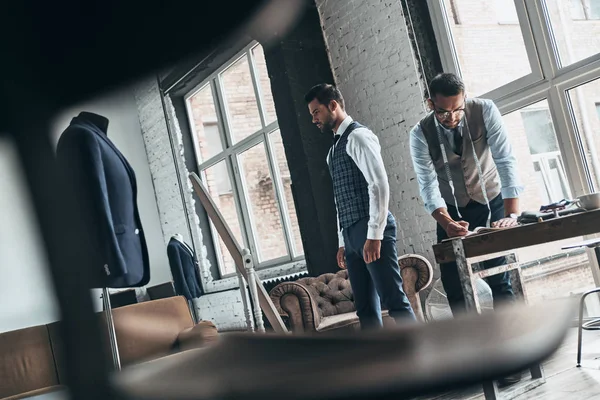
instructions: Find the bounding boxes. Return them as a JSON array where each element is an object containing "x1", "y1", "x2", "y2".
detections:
[
  {"x1": 428, "y1": 0, "x2": 600, "y2": 304},
  {"x1": 441, "y1": 0, "x2": 535, "y2": 97},
  {"x1": 185, "y1": 42, "x2": 303, "y2": 277}
]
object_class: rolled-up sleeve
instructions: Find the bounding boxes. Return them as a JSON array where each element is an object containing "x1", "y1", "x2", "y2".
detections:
[
  {"x1": 483, "y1": 100, "x2": 524, "y2": 199},
  {"x1": 409, "y1": 124, "x2": 446, "y2": 214}
]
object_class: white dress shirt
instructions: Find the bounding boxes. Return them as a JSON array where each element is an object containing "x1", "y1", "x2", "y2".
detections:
[{"x1": 327, "y1": 115, "x2": 390, "y2": 248}]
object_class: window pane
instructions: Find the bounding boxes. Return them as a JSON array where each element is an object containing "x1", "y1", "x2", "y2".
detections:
[
  {"x1": 495, "y1": 0, "x2": 519, "y2": 24},
  {"x1": 252, "y1": 44, "x2": 277, "y2": 126},
  {"x1": 520, "y1": 109, "x2": 560, "y2": 154},
  {"x1": 501, "y1": 100, "x2": 594, "y2": 304},
  {"x1": 269, "y1": 130, "x2": 304, "y2": 257},
  {"x1": 504, "y1": 100, "x2": 571, "y2": 207},
  {"x1": 220, "y1": 55, "x2": 262, "y2": 144},
  {"x1": 188, "y1": 84, "x2": 223, "y2": 162},
  {"x1": 592, "y1": 0, "x2": 600, "y2": 18},
  {"x1": 545, "y1": 0, "x2": 600, "y2": 67},
  {"x1": 569, "y1": 0, "x2": 586, "y2": 19},
  {"x1": 238, "y1": 141, "x2": 288, "y2": 262},
  {"x1": 202, "y1": 160, "x2": 243, "y2": 276},
  {"x1": 443, "y1": 0, "x2": 532, "y2": 96},
  {"x1": 566, "y1": 78, "x2": 600, "y2": 190}
]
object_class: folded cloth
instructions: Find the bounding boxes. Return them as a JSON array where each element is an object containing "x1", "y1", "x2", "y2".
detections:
[
  {"x1": 518, "y1": 207, "x2": 585, "y2": 224},
  {"x1": 539, "y1": 199, "x2": 574, "y2": 213}
]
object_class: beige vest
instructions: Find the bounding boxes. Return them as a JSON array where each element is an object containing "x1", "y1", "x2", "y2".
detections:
[{"x1": 420, "y1": 98, "x2": 500, "y2": 208}]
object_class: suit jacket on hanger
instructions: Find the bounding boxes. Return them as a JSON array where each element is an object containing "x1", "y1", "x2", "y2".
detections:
[
  {"x1": 56, "y1": 112, "x2": 150, "y2": 288},
  {"x1": 167, "y1": 237, "x2": 202, "y2": 300}
]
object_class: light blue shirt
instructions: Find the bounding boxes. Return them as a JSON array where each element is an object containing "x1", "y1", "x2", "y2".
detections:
[{"x1": 409, "y1": 98, "x2": 524, "y2": 214}]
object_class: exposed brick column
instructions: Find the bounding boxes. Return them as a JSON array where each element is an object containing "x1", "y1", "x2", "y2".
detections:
[
  {"x1": 263, "y1": 3, "x2": 340, "y2": 276},
  {"x1": 133, "y1": 78, "x2": 213, "y2": 287},
  {"x1": 314, "y1": 0, "x2": 438, "y2": 273}
]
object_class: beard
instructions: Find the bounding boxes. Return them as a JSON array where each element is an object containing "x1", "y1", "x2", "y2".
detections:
[
  {"x1": 317, "y1": 114, "x2": 335, "y2": 133},
  {"x1": 440, "y1": 121, "x2": 457, "y2": 129},
  {"x1": 438, "y1": 118, "x2": 460, "y2": 130}
]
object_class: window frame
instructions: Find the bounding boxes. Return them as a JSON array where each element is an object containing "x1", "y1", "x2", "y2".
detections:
[
  {"x1": 183, "y1": 41, "x2": 304, "y2": 278},
  {"x1": 427, "y1": 0, "x2": 600, "y2": 198}
]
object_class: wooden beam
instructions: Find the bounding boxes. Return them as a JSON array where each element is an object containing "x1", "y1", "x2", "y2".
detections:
[
  {"x1": 474, "y1": 263, "x2": 520, "y2": 279},
  {"x1": 452, "y1": 239, "x2": 480, "y2": 313},
  {"x1": 189, "y1": 172, "x2": 288, "y2": 333},
  {"x1": 433, "y1": 210, "x2": 600, "y2": 263}
]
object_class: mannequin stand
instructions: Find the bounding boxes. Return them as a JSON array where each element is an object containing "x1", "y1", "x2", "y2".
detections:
[
  {"x1": 189, "y1": 172, "x2": 287, "y2": 333},
  {"x1": 188, "y1": 299, "x2": 199, "y2": 324},
  {"x1": 102, "y1": 288, "x2": 121, "y2": 371},
  {"x1": 243, "y1": 248, "x2": 265, "y2": 333}
]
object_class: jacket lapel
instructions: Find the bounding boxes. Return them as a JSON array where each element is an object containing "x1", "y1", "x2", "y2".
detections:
[{"x1": 73, "y1": 119, "x2": 138, "y2": 190}]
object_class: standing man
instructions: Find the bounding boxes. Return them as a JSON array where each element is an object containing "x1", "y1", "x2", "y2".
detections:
[
  {"x1": 410, "y1": 73, "x2": 524, "y2": 386},
  {"x1": 305, "y1": 83, "x2": 415, "y2": 330},
  {"x1": 410, "y1": 73, "x2": 523, "y2": 318}
]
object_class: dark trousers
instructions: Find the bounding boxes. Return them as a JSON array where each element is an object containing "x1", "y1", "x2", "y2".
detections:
[
  {"x1": 343, "y1": 212, "x2": 416, "y2": 330},
  {"x1": 437, "y1": 195, "x2": 516, "y2": 316}
]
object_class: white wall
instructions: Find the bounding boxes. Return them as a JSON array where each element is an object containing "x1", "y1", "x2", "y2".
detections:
[
  {"x1": 0, "y1": 138, "x2": 60, "y2": 333},
  {"x1": 0, "y1": 86, "x2": 172, "y2": 334}
]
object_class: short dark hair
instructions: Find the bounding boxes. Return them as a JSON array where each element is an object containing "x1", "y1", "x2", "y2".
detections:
[
  {"x1": 428, "y1": 73, "x2": 465, "y2": 98},
  {"x1": 304, "y1": 83, "x2": 345, "y2": 110}
]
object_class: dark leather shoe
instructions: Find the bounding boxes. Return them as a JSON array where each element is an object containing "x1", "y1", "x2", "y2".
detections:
[{"x1": 498, "y1": 371, "x2": 522, "y2": 387}]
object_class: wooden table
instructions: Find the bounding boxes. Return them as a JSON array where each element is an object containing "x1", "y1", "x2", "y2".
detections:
[{"x1": 431, "y1": 208, "x2": 600, "y2": 400}]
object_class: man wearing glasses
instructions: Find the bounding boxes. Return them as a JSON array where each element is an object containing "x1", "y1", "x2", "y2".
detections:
[{"x1": 409, "y1": 73, "x2": 524, "y2": 385}]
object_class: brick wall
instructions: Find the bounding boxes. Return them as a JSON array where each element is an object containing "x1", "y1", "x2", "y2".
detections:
[
  {"x1": 314, "y1": 0, "x2": 438, "y2": 270},
  {"x1": 134, "y1": 78, "x2": 212, "y2": 283},
  {"x1": 134, "y1": 77, "x2": 246, "y2": 329},
  {"x1": 522, "y1": 253, "x2": 596, "y2": 305},
  {"x1": 193, "y1": 290, "x2": 247, "y2": 331}
]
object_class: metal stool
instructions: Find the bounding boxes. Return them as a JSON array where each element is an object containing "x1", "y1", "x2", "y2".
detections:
[
  {"x1": 561, "y1": 238, "x2": 600, "y2": 367},
  {"x1": 577, "y1": 287, "x2": 600, "y2": 367}
]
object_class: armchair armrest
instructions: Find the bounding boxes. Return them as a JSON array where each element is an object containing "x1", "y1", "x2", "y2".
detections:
[
  {"x1": 398, "y1": 254, "x2": 433, "y2": 294},
  {"x1": 177, "y1": 321, "x2": 219, "y2": 352},
  {"x1": 269, "y1": 282, "x2": 322, "y2": 333},
  {"x1": 398, "y1": 254, "x2": 434, "y2": 322}
]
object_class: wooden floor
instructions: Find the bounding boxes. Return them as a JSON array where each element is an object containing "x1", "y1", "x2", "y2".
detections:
[{"x1": 414, "y1": 327, "x2": 600, "y2": 400}]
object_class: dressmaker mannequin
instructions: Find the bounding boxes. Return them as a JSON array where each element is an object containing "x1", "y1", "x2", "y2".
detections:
[{"x1": 56, "y1": 111, "x2": 150, "y2": 288}]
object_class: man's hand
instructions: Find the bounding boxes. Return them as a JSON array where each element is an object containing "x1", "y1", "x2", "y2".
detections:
[
  {"x1": 445, "y1": 220, "x2": 469, "y2": 237},
  {"x1": 363, "y1": 239, "x2": 381, "y2": 264},
  {"x1": 336, "y1": 247, "x2": 346, "y2": 269},
  {"x1": 492, "y1": 217, "x2": 518, "y2": 228}
]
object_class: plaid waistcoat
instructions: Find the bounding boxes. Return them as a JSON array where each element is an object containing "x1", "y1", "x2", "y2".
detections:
[{"x1": 328, "y1": 121, "x2": 370, "y2": 230}]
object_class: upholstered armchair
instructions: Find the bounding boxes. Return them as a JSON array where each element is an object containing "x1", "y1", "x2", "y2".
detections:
[{"x1": 269, "y1": 254, "x2": 433, "y2": 333}]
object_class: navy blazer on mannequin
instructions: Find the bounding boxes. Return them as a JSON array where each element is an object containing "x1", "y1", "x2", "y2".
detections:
[
  {"x1": 167, "y1": 236, "x2": 202, "y2": 300},
  {"x1": 56, "y1": 111, "x2": 150, "y2": 288}
]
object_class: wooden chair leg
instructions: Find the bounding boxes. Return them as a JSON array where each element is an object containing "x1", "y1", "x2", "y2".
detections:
[
  {"x1": 530, "y1": 363, "x2": 544, "y2": 380},
  {"x1": 482, "y1": 380, "x2": 499, "y2": 400}
]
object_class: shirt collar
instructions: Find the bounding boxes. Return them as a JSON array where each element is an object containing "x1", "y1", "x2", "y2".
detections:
[{"x1": 333, "y1": 115, "x2": 353, "y2": 136}]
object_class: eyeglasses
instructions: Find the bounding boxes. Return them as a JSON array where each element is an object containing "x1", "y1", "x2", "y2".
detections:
[
  {"x1": 432, "y1": 98, "x2": 466, "y2": 120},
  {"x1": 434, "y1": 108, "x2": 465, "y2": 120}
]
